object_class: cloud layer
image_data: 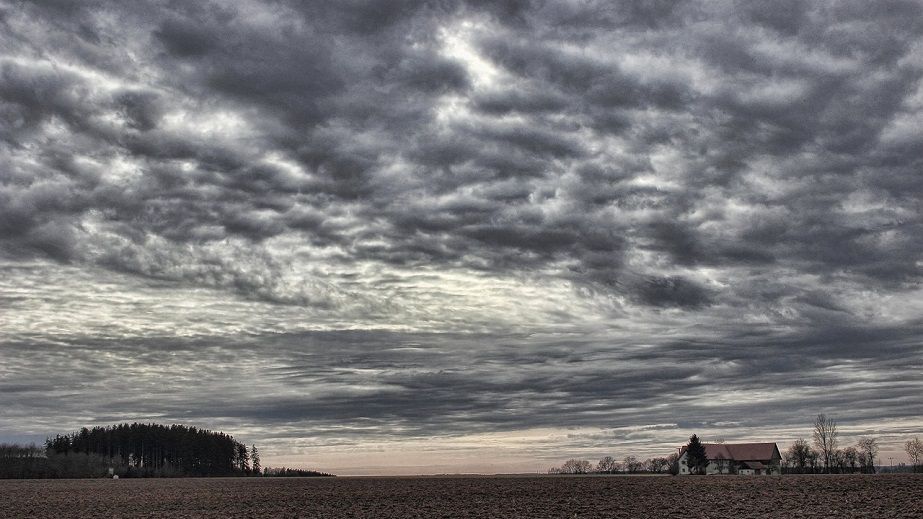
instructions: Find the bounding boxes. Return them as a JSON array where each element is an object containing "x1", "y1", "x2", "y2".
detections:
[{"x1": 1, "y1": 0, "x2": 922, "y2": 472}]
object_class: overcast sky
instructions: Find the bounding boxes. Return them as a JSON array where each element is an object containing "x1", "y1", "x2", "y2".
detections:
[{"x1": 1, "y1": 0, "x2": 922, "y2": 475}]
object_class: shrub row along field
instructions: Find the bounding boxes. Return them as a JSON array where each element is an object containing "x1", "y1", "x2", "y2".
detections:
[{"x1": 1, "y1": 474, "x2": 922, "y2": 518}]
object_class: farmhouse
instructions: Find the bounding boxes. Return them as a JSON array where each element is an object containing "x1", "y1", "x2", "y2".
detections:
[{"x1": 678, "y1": 442, "x2": 782, "y2": 475}]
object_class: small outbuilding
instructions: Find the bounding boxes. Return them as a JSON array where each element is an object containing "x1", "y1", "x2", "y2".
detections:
[{"x1": 678, "y1": 442, "x2": 782, "y2": 475}]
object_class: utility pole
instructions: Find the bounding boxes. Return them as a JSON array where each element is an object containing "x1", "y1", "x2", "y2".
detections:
[{"x1": 889, "y1": 457, "x2": 893, "y2": 472}]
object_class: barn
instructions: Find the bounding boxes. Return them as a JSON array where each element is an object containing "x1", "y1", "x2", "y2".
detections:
[{"x1": 678, "y1": 442, "x2": 782, "y2": 475}]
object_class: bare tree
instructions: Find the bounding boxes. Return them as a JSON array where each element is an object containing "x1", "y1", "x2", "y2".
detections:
[
  {"x1": 842, "y1": 447, "x2": 858, "y2": 473},
  {"x1": 831, "y1": 449, "x2": 847, "y2": 474},
  {"x1": 906, "y1": 437, "x2": 923, "y2": 472},
  {"x1": 807, "y1": 448, "x2": 820, "y2": 473},
  {"x1": 559, "y1": 459, "x2": 592, "y2": 474},
  {"x1": 623, "y1": 455, "x2": 642, "y2": 473},
  {"x1": 813, "y1": 414, "x2": 839, "y2": 473},
  {"x1": 596, "y1": 456, "x2": 616, "y2": 474},
  {"x1": 644, "y1": 457, "x2": 668, "y2": 474},
  {"x1": 856, "y1": 437, "x2": 878, "y2": 474},
  {"x1": 785, "y1": 438, "x2": 812, "y2": 473}
]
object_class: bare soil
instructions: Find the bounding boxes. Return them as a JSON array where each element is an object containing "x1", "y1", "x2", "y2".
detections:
[{"x1": 1, "y1": 474, "x2": 920, "y2": 518}]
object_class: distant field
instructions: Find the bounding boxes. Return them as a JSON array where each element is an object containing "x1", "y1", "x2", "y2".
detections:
[{"x1": 1, "y1": 474, "x2": 921, "y2": 518}]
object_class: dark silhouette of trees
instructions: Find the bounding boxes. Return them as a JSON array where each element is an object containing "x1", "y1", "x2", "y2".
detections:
[
  {"x1": 685, "y1": 434, "x2": 708, "y2": 475},
  {"x1": 813, "y1": 414, "x2": 838, "y2": 473},
  {"x1": 553, "y1": 454, "x2": 676, "y2": 475},
  {"x1": 856, "y1": 437, "x2": 878, "y2": 474},
  {"x1": 622, "y1": 456, "x2": 642, "y2": 473},
  {"x1": 262, "y1": 467, "x2": 333, "y2": 477},
  {"x1": 251, "y1": 445, "x2": 261, "y2": 476},
  {"x1": 596, "y1": 455, "x2": 616, "y2": 474},
  {"x1": 558, "y1": 459, "x2": 592, "y2": 474},
  {"x1": 841, "y1": 446, "x2": 858, "y2": 473},
  {"x1": 783, "y1": 424, "x2": 880, "y2": 475},
  {"x1": 784, "y1": 438, "x2": 816, "y2": 474},
  {"x1": 235, "y1": 443, "x2": 250, "y2": 474},
  {"x1": 0, "y1": 442, "x2": 112, "y2": 479},
  {"x1": 644, "y1": 456, "x2": 670, "y2": 474},
  {"x1": 906, "y1": 437, "x2": 922, "y2": 472},
  {"x1": 42, "y1": 423, "x2": 253, "y2": 477}
]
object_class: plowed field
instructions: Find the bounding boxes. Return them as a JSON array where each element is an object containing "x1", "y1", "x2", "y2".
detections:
[{"x1": 1, "y1": 474, "x2": 920, "y2": 518}]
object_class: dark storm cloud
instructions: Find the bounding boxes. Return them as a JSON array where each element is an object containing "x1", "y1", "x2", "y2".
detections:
[
  {"x1": 115, "y1": 90, "x2": 164, "y2": 132},
  {"x1": 2, "y1": 326, "x2": 920, "y2": 443},
  {"x1": 629, "y1": 275, "x2": 713, "y2": 309},
  {"x1": 153, "y1": 17, "x2": 221, "y2": 58},
  {"x1": 4, "y1": 0, "x2": 919, "y2": 303},
  {"x1": 2, "y1": 0, "x2": 923, "y2": 463}
]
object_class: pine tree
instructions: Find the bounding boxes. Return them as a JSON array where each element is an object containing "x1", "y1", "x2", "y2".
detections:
[
  {"x1": 236, "y1": 443, "x2": 250, "y2": 473},
  {"x1": 44, "y1": 423, "x2": 251, "y2": 477},
  {"x1": 251, "y1": 445, "x2": 261, "y2": 476},
  {"x1": 686, "y1": 434, "x2": 709, "y2": 475}
]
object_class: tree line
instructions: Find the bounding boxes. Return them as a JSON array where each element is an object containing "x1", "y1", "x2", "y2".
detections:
[
  {"x1": 44, "y1": 423, "x2": 258, "y2": 477},
  {"x1": 1, "y1": 423, "x2": 262, "y2": 478},
  {"x1": 1, "y1": 441, "x2": 127, "y2": 479},
  {"x1": 905, "y1": 437, "x2": 923, "y2": 472},
  {"x1": 549, "y1": 454, "x2": 680, "y2": 475},
  {"x1": 783, "y1": 414, "x2": 923, "y2": 474},
  {"x1": 783, "y1": 414, "x2": 877, "y2": 474},
  {"x1": 261, "y1": 467, "x2": 334, "y2": 477},
  {"x1": 549, "y1": 414, "x2": 923, "y2": 476}
]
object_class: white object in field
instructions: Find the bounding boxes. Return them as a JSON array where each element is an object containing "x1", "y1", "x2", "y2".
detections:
[{"x1": 113, "y1": 475, "x2": 119, "y2": 480}]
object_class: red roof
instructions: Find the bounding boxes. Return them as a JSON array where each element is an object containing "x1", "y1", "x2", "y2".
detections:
[{"x1": 680, "y1": 442, "x2": 779, "y2": 461}]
